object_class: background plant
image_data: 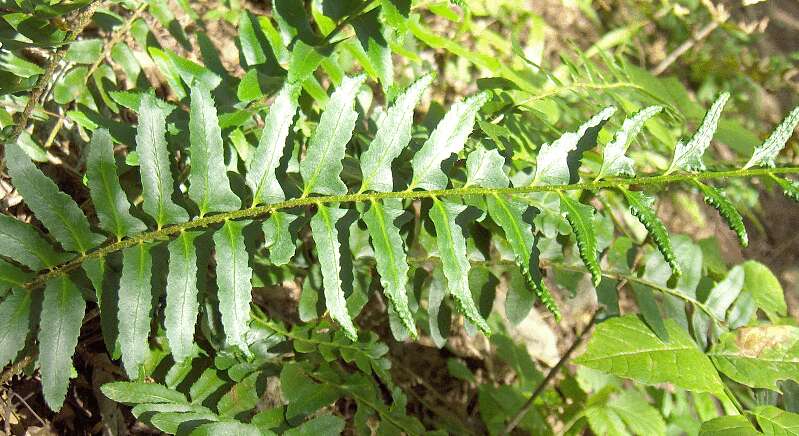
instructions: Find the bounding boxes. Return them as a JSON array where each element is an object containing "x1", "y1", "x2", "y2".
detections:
[{"x1": 0, "y1": 0, "x2": 798, "y2": 434}]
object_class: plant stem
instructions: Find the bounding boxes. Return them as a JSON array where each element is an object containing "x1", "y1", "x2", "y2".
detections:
[
  {"x1": 20, "y1": 165, "x2": 799, "y2": 290},
  {"x1": 501, "y1": 311, "x2": 599, "y2": 435}
]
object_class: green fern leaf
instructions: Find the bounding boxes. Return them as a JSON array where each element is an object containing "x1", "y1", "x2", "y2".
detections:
[
  {"x1": 101, "y1": 381, "x2": 188, "y2": 404},
  {"x1": 6, "y1": 143, "x2": 104, "y2": 253},
  {"x1": 136, "y1": 94, "x2": 189, "y2": 227},
  {"x1": 263, "y1": 211, "x2": 300, "y2": 266},
  {"x1": 694, "y1": 180, "x2": 748, "y2": 247},
  {"x1": 429, "y1": 198, "x2": 491, "y2": 335},
  {"x1": 533, "y1": 106, "x2": 616, "y2": 186},
  {"x1": 620, "y1": 188, "x2": 681, "y2": 276},
  {"x1": 311, "y1": 205, "x2": 358, "y2": 340},
  {"x1": 464, "y1": 146, "x2": 509, "y2": 188},
  {"x1": 0, "y1": 259, "x2": 32, "y2": 293},
  {"x1": 559, "y1": 193, "x2": 601, "y2": 287},
  {"x1": 301, "y1": 75, "x2": 365, "y2": 196},
  {"x1": 0, "y1": 289, "x2": 31, "y2": 367},
  {"x1": 744, "y1": 105, "x2": 799, "y2": 169},
  {"x1": 363, "y1": 199, "x2": 417, "y2": 338},
  {"x1": 39, "y1": 276, "x2": 85, "y2": 410},
  {"x1": 771, "y1": 175, "x2": 799, "y2": 202},
  {"x1": 427, "y1": 269, "x2": 450, "y2": 348},
  {"x1": 86, "y1": 128, "x2": 148, "y2": 239},
  {"x1": 666, "y1": 93, "x2": 729, "y2": 174},
  {"x1": 165, "y1": 231, "x2": 201, "y2": 363},
  {"x1": 598, "y1": 105, "x2": 662, "y2": 179},
  {"x1": 119, "y1": 243, "x2": 154, "y2": 379},
  {"x1": 214, "y1": 220, "x2": 254, "y2": 353},
  {"x1": 360, "y1": 74, "x2": 432, "y2": 193},
  {"x1": 188, "y1": 82, "x2": 241, "y2": 216},
  {"x1": 0, "y1": 214, "x2": 70, "y2": 270},
  {"x1": 409, "y1": 92, "x2": 489, "y2": 191},
  {"x1": 246, "y1": 83, "x2": 299, "y2": 206}
]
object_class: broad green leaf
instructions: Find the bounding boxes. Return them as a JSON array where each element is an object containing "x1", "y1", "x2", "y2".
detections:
[
  {"x1": 505, "y1": 270, "x2": 533, "y2": 325},
  {"x1": 193, "y1": 422, "x2": 261, "y2": 436},
  {"x1": 310, "y1": 205, "x2": 357, "y2": 340},
  {"x1": 281, "y1": 363, "x2": 341, "y2": 422},
  {"x1": 6, "y1": 143, "x2": 104, "y2": 253},
  {"x1": 0, "y1": 289, "x2": 31, "y2": 367},
  {"x1": 487, "y1": 194, "x2": 559, "y2": 318},
  {"x1": 150, "y1": 411, "x2": 219, "y2": 434},
  {"x1": 246, "y1": 83, "x2": 299, "y2": 206},
  {"x1": 101, "y1": 381, "x2": 187, "y2": 404},
  {"x1": 586, "y1": 391, "x2": 666, "y2": 436},
  {"x1": 359, "y1": 74, "x2": 433, "y2": 193},
  {"x1": 409, "y1": 92, "x2": 490, "y2": 191},
  {"x1": 464, "y1": 147, "x2": 509, "y2": 189},
  {"x1": 363, "y1": 199, "x2": 416, "y2": 338},
  {"x1": 0, "y1": 214, "x2": 70, "y2": 270},
  {"x1": 0, "y1": 259, "x2": 32, "y2": 292},
  {"x1": 287, "y1": 40, "x2": 325, "y2": 84},
  {"x1": 559, "y1": 193, "x2": 601, "y2": 287},
  {"x1": 630, "y1": 282, "x2": 669, "y2": 341},
  {"x1": 53, "y1": 66, "x2": 88, "y2": 104},
  {"x1": 575, "y1": 315, "x2": 725, "y2": 396},
  {"x1": 752, "y1": 405, "x2": 799, "y2": 435},
  {"x1": 285, "y1": 415, "x2": 345, "y2": 436},
  {"x1": 263, "y1": 212, "x2": 299, "y2": 266},
  {"x1": 740, "y1": 260, "x2": 787, "y2": 320},
  {"x1": 598, "y1": 105, "x2": 662, "y2": 179},
  {"x1": 704, "y1": 265, "x2": 744, "y2": 320},
  {"x1": 119, "y1": 244, "x2": 154, "y2": 379},
  {"x1": 699, "y1": 416, "x2": 761, "y2": 435},
  {"x1": 532, "y1": 106, "x2": 616, "y2": 186},
  {"x1": 351, "y1": 8, "x2": 393, "y2": 89},
  {"x1": 65, "y1": 39, "x2": 103, "y2": 63},
  {"x1": 39, "y1": 276, "x2": 85, "y2": 410},
  {"x1": 427, "y1": 269, "x2": 451, "y2": 348},
  {"x1": 429, "y1": 199, "x2": 490, "y2": 335},
  {"x1": 694, "y1": 181, "x2": 748, "y2": 247},
  {"x1": 301, "y1": 75, "x2": 365, "y2": 196},
  {"x1": 709, "y1": 325, "x2": 799, "y2": 391},
  {"x1": 136, "y1": 94, "x2": 189, "y2": 227},
  {"x1": 165, "y1": 231, "x2": 201, "y2": 363},
  {"x1": 667, "y1": 93, "x2": 730, "y2": 174},
  {"x1": 86, "y1": 128, "x2": 148, "y2": 239},
  {"x1": 620, "y1": 189, "x2": 680, "y2": 276},
  {"x1": 744, "y1": 106, "x2": 799, "y2": 169},
  {"x1": 214, "y1": 220, "x2": 254, "y2": 353},
  {"x1": 188, "y1": 82, "x2": 241, "y2": 216}
]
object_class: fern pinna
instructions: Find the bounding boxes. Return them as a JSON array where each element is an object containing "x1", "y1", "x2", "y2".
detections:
[{"x1": 1, "y1": 71, "x2": 799, "y2": 413}]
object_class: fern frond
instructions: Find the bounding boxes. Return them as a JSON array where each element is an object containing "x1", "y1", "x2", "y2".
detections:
[
  {"x1": 559, "y1": 193, "x2": 602, "y2": 287},
  {"x1": 694, "y1": 180, "x2": 748, "y2": 247},
  {"x1": 744, "y1": 105, "x2": 799, "y2": 169},
  {"x1": 620, "y1": 188, "x2": 681, "y2": 276},
  {"x1": 666, "y1": 93, "x2": 729, "y2": 174}
]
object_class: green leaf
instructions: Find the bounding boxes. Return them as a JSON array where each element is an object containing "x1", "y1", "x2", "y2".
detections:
[
  {"x1": 6, "y1": 143, "x2": 104, "y2": 253},
  {"x1": 586, "y1": 391, "x2": 666, "y2": 436},
  {"x1": 708, "y1": 325, "x2": 799, "y2": 391},
  {"x1": 598, "y1": 105, "x2": 662, "y2": 179},
  {"x1": 163, "y1": 48, "x2": 222, "y2": 91},
  {"x1": 741, "y1": 260, "x2": 787, "y2": 320},
  {"x1": 429, "y1": 199, "x2": 491, "y2": 335},
  {"x1": 53, "y1": 66, "x2": 88, "y2": 104},
  {"x1": 620, "y1": 189, "x2": 680, "y2": 276},
  {"x1": 86, "y1": 128, "x2": 148, "y2": 239},
  {"x1": 285, "y1": 415, "x2": 345, "y2": 436},
  {"x1": 64, "y1": 38, "x2": 103, "y2": 64},
  {"x1": 464, "y1": 146, "x2": 509, "y2": 189},
  {"x1": 263, "y1": 212, "x2": 300, "y2": 266},
  {"x1": 575, "y1": 315, "x2": 725, "y2": 396},
  {"x1": 0, "y1": 214, "x2": 70, "y2": 270},
  {"x1": 699, "y1": 416, "x2": 762, "y2": 436},
  {"x1": 533, "y1": 106, "x2": 616, "y2": 186},
  {"x1": 694, "y1": 181, "x2": 748, "y2": 247},
  {"x1": 704, "y1": 265, "x2": 744, "y2": 320},
  {"x1": 38, "y1": 276, "x2": 85, "y2": 410},
  {"x1": 118, "y1": 244, "x2": 154, "y2": 379},
  {"x1": 238, "y1": 10, "x2": 270, "y2": 66},
  {"x1": 0, "y1": 259, "x2": 32, "y2": 292},
  {"x1": 667, "y1": 93, "x2": 730, "y2": 174},
  {"x1": 188, "y1": 82, "x2": 241, "y2": 216},
  {"x1": 193, "y1": 422, "x2": 262, "y2": 436},
  {"x1": 410, "y1": 92, "x2": 490, "y2": 191},
  {"x1": 771, "y1": 175, "x2": 799, "y2": 203},
  {"x1": 427, "y1": 268, "x2": 450, "y2": 348},
  {"x1": 363, "y1": 199, "x2": 417, "y2": 338},
  {"x1": 246, "y1": 83, "x2": 299, "y2": 206},
  {"x1": 752, "y1": 405, "x2": 799, "y2": 435},
  {"x1": 287, "y1": 40, "x2": 326, "y2": 84},
  {"x1": 559, "y1": 193, "x2": 601, "y2": 287},
  {"x1": 301, "y1": 75, "x2": 365, "y2": 196},
  {"x1": 744, "y1": 106, "x2": 799, "y2": 169},
  {"x1": 214, "y1": 220, "x2": 254, "y2": 353},
  {"x1": 359, "y1": 74, "x2": 433, "y2": 193},
  {"x1": 351, "y1": 8, "x2": 393, "y2": 89},
  {"x1": 0, "y1": 289, "x2": 31, "y2": 367},
  {"x1": 101, "y1": 381, "x2": 187, "y2": 404},
  {"x1": 310, "y1": 205, "x2": 358, "y2": 340},
  {"x1": 165, "y1": 231, "x2": 201, "y2": 363},
  {"x1": 136, "y1": 94, "x2": 189, "y2": 227}
]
